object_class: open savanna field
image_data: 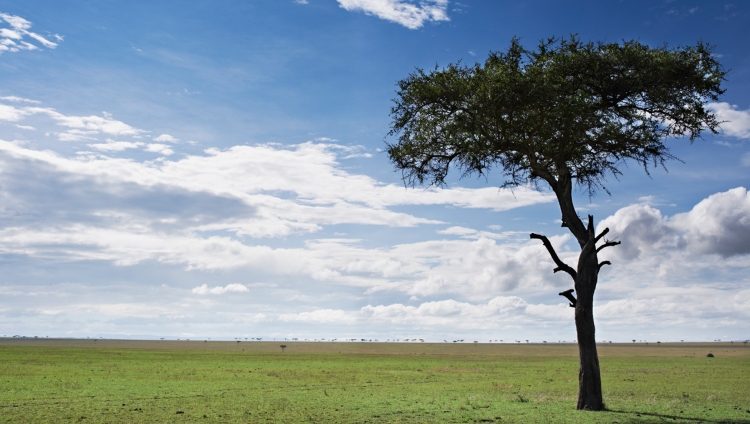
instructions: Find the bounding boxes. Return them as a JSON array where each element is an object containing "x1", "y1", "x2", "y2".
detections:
[{"x1": 0, "y1": 339, "x2": 748, "y2": 423}]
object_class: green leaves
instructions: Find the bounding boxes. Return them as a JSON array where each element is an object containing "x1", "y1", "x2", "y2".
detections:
[{"x1": 387, "y1": 36, "x2": 726, "y2": 196}]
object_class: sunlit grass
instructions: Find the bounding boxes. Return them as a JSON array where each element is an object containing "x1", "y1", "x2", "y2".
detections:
[{"x1": 0, "y1": 341, "x2": 748, "y2": 423}]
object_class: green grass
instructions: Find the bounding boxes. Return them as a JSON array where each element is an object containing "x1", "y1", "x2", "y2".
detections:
[{"x1": 0, "y1": 343, "x2": 748, "y2": 423}]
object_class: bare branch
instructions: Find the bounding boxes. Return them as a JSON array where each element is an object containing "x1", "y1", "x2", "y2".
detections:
[
  {"x1": 559, "y1": 288, "x2": 577, "y2": 308},
  {"x1": 530, "y1": 233, "x2": 577, "y2": 280},
  {"x1": 594, "y1": 228, "x2": 609, "y2": 244},
  {"x1": 596, "y1": 240, "x2": 621, "y2": 253},
  {"x1": 598, "y1": 261, "x2": 612, "y2": 270}
]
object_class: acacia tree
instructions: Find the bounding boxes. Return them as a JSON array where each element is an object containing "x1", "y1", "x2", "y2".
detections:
[{"x1": 386, "y1": 36, "x2": 725, "y2": 410}]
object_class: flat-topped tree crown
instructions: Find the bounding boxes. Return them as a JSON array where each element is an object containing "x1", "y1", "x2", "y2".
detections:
[
  {"x1": 387, "y1": 36, "x2": 725, "y2": 245},
  {"x1": 386, "y1": 36, "x2": 725, "y2": 411}
]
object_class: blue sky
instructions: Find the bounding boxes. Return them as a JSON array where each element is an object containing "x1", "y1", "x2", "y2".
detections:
[{"x1": 0, "y1": 0, "x2": 749, "y2": 342}]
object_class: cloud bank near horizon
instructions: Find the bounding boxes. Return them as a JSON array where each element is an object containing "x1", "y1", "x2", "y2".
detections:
[{"x1": 1, "y1": 97, "x2": 749, "y2": 341}]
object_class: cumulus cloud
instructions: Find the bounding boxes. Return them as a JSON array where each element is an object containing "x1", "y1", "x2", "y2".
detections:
[
  {"x1": 598, "y1": 187, "x2": 750, "y2": 260},
  {"x1": 270, "y1": 285, "x2": 750, "y2": 339},
  {"x1": 672, "y1": 187, "x2": 750, "y2": 257},
  {"x1": 192, "y1": 283, "x2": 249, "y2": 295},
  {"x1": 0, "y1": 204, "x2": 569, "y2": 298},
  {"x1": 708, "y1": 102, "x2": 750, "y2": 139},
  {"x1": 289, "y1": 234, "x2": 572, "y2": 299},
  {"x1": 0, "y1": 13, "x2": 60, "y2": 54},
  {"x1": 0, "y1": 98, "x2": 554, "y2": 299},
  {"x1": 2, "y1": 99, "x2": 749, "y2": 341},
  {"x1": 337, "y1": 0, "x2": 449, "y2": 29}
]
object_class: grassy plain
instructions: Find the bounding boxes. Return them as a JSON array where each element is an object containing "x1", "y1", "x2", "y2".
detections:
[{"x1": 0, "y1": 339, "x2": 748, "y2": 423}]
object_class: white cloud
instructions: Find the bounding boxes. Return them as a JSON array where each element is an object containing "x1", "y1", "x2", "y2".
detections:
[
  {"x1": 708, "y1": 102, "x2": 750, "y2": 139},
  {"x1": 88, "y1": 139, "x2": 144, "y2": 152},
  {"x1": 144, "y1": 143, "x2": 174, "y2": 155},
  {"x1": 25, "y1": 31, "x2": 57, "y2": 48},
  {"x1": 192, "y1": 283, "x2": 249, "y2": 295},
  {"x1": 268, "y1": 284, "x2": 750, "y2": 339},
  {"x1": 0, "y1": 94, "x2": 561, "y2": 298},
  {"x1": 0, "y1": 111, "x2": 554, "y2": 296},
  {"x1": 0, "y1": 96, "x2": 40, "y2": 104},
  {"x1": 0, "y1": 209, "x2": 569, "y2": 298},
  {"x1": 437, "y1": 226, "x2": 477, "y2": 236},
  {"x1": 279, "y1": 309, "x2": 353, "y2": 323},
  {"x1": 0, "y1": 13, "x2": 60, "y2": 54},
  {"x1": 153, "y1": 134, "x2": 178, "y2": 143},
  {"x1": 40, "y1": 109, "x2": 144, "y2": 138},
  {"x1": 337, "y1": 0, "x2": 449, "y2": 29},
  {"x1": 0, "y1": 137, "x2": 550, "y2": 229},
  {"x1": 277, "y1": 296, "x2": 571, "y2": 329},
  {"x1": 598, "y1": 187, "x2": 750, "y2": 260},
  {"x1": 294, "y1": 0, "x2": 309, "y2": 4},
  {"x1": 671, "y1": 187, "x2": 750, "y2": 257},
  {"x1": 0, "y1": 104, "x2": 29, "y2": 121},
  {"x1": 55, "y1": 129, "x2": 99, "y2": 141},
  {"x1": 2, "y1": 99, "x2": 747, "y2": 340},
  {"x1": 1, "y1": 106, "x2": 145, "y2": 141},
  {"x1": 0, "y1": 13, "x2": 31, "y2": 30}
]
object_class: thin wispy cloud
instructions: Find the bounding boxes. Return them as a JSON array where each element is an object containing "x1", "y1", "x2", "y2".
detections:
[
  {"x1": 0, "y1": 96, "x2": 40, "y2": 104},
  {"x1": 0, "y1": 101, "x2": 145, "y2": 143},
  {"x1": 337, "y1": 0, "x2": 450, "y2": 29},
  {"x1": 88, "y1": 139, "x2": 145, "y2": 152},
  {"x1": 0, "y1": 13, "x2": 61, "y2": 54}
]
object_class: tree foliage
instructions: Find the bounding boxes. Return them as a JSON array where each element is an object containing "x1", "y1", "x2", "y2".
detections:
[
  {"x1": 387, "y1": 36, "x2": 725, "y2": 198},
  {"x1": 386, "y1": 35, "x2": 726, "y2": 411}
]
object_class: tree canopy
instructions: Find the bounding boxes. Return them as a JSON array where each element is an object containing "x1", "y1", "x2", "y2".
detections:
[
  {"x1": 386, "y1": 36, "x2": 726, "y2": 410},
  {"x1": 387, "y1": 36, "x2": 725, "y2": 201}
]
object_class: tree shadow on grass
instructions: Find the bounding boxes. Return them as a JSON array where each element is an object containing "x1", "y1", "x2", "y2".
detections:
[{"x1": 606, "y1": 408, "x2": 750, "y2": 423}]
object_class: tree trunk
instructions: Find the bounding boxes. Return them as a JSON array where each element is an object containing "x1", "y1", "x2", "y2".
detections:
[
  {"x1": 553, "y1": 174, "x2": 605, "y2": 410},
  {"x1": 574, "y1": 250, "x2": 603, "y2": 410},
  {"x1": 531, "y1": 173, "x2": 612, "y2": 410}
]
